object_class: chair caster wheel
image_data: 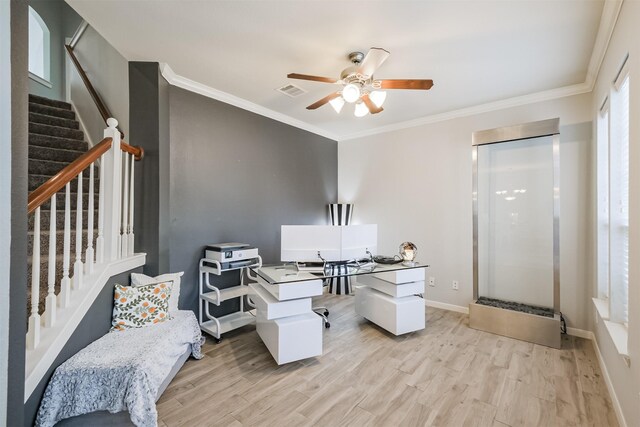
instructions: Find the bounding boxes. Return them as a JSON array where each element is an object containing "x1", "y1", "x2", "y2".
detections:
[
  {"x1": 325, "y1": 322, "x2": 331, "y2": 329},
  {"x1": 324, "y1": 310, "x2": 329, "y2": 317}
]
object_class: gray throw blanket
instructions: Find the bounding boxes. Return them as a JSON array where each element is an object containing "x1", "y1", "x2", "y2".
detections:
[{"x1": 36, "y1": 310, "x2": 204, "y2": 427}]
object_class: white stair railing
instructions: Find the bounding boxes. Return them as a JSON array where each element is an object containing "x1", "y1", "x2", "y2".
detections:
[
  {"x1": 72, "y1": 171, "x2": 83, "y2": 290},
  {"x1": 59, "y1": 184, "x2": 71, "y2": 309},
  {"x1": 86, "y1": 162, "x2": 95, "y2": 275},
  {"x1": 121, "y1": 151, "x2": 129, "y2": 258},
  {"x1": 25, "y1": 119, "x2": 139, "y2": 352},
  {"x1": 26, "y1": 208, "x2": 41, "y2": 350},
  {"x1": 128, "y1": 155, "x2": 135, "y2": 256},
  {"x1": 44, "y1": 195, "x2": 56, "y2": 328}
]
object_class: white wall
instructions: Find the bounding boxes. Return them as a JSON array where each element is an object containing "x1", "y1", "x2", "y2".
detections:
[
  {"x1": 0, "y1": 0, "x2": 11, "y2": 421},
  {"x1": 590, "y1": 1, "x2": 640, "y2": 425},
  {"x1": 338, "y1": 93, "x2": 592, "y2": 330}
]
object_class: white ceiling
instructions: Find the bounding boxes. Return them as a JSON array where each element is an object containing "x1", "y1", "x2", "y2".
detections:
[{"x1": 67, "y1": 0, "x2": 605, "y2": 140}]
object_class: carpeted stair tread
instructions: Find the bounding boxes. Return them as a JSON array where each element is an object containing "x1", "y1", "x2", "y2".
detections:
[
  {"x1": 28, "y1": 209, "x2": 98, "y2": 231},
  {"x1": 28, "y1": 228, "x2": 98, "y2": 256},
  {"x1": 27, "y1": 236, "x2": 102, "y2": 318},
  {"x1": 29, "y1": 174, "x2": 99, "y2": 193},
  {"x1": 29, "y1": 158, "x2": 96, "y2": 176},
  {"x1": 29, "y1": 112, "x2": 79, "y2": 130},
  {"x1": 29, "y1": 145, "x2": 85, "y2": 163},
  {"x1": 30, "y1": 122, "x2": 84, "y2": 141},
  {"x1": 29, "y1": 94, "x2": 72, "y2": 111},
  {"x1": 29, "y1": 133, "x2": 88, "y2": 152},
  {"x1": 29, "y1": 102, "x2": 76, "y2": 120},
  {"x1": 26, "y1": 95, "x2": 106, "y2": 318},
  {"x1": 34, "y1": 192, "x2": 100, "y2": 213},
  {"x1": 29, "y1": 158, "x2": 69, "y2": 176},
  {"x1": 26, "y1": 257, "x2": 68, "y2": 318}
]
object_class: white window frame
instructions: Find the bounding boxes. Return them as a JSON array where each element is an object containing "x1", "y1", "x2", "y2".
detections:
[
  {"x1": 596, "y1": 98, "x2": 610, "y2": 302},
  {"x1": 609, "y1": 61, "x2": 629, "y2": 327},
  {"x1": 28, "y1": 6, "x2": 51, "y2": 87},
  {"x1": 594, "y1": 55, "x2": 630, "y2": 362}
]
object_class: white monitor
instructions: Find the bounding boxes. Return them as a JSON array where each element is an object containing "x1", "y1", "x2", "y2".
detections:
[{"x1": 281, "y1": 225, "x2": 377, "y2": 262}]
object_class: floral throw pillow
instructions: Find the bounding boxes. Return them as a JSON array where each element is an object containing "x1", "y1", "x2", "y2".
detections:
[{"x1": 111, "y1": 282, "x2": 173, "y2": 332}]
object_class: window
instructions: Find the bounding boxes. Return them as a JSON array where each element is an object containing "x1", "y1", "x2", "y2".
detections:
[
  {"x1": 597, "y1": 56, "x2": 630, "y2": 326},
  {"x1": 28, "y1": 6, "x2": 50, "y2": 84},
  {"x1": 596, "y1": 103, "x2": 609, "y2": 300}
]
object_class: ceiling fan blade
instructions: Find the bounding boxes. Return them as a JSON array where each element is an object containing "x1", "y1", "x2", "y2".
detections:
[
  {"x1": 377, "y1": 79, "x2": 434, "y2": 90},
  {"x1": 306, "y1": 92, "x2": 341, "y2": 110},
  {"x1": 361, "y1": 94, "x2": 383, "y2": 114},
  {"x1": 358, "y1": 47, "x2": 390, "y2": 78},
  {"x1": 288, "y1": 73, "x2": 338, "y2": 84}
]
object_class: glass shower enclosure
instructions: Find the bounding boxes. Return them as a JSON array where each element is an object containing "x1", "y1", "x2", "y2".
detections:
[{"x1": 470, "y1": 118, "x2": 561, "y2": 348}]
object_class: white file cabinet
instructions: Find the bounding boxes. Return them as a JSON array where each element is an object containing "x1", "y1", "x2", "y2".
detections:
[
  {"x1": 249, "y1": 275, "x2": 323, "y2": 365},
  {"x1": 355, "y1": 267, "x2": 426, "y2": 335}
]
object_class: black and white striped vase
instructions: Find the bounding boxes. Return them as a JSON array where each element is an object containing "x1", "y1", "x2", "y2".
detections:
[
  {"x1": 329, "y1": 203, "x2": 353, "y2": 226},
  {"x1": 327, "y1": 264, "x2": 353, "y2": 295}
]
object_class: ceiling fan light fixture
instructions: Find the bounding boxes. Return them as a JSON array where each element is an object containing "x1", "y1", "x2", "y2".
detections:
[
  {"x1": 354, "y1": 101, "x2": 369, "y2": 117},
  {"x1": 342, "y1": 83, "x2": 361, "y2": 103},
  {"x1": 329, "y1": 96, "x2": 345, "y2": 114},
  {"x1": 369, "y1": 90, "x2": 387, "y2": 108}
]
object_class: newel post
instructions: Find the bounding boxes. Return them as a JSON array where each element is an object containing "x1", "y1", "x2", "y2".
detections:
[{"x1": 102, "y1": 118, "x2": 122, "y2": 261}]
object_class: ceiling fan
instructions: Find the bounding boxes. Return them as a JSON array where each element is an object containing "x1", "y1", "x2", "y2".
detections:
[{"x1": 288, "y1": 47, "x2": 433, "y2": 117}]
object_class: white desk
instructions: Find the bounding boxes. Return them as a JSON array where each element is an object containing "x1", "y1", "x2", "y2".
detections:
[{"x1": 249, "y1": 263, "x2": 428, "y2": 365}]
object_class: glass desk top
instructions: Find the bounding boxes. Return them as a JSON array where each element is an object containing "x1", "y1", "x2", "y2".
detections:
[{"x1": 250, "y1": 261, "x2": 429, "y2": 285}]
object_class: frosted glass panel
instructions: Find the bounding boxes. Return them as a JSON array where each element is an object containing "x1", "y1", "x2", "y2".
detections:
[{"x1": 477, "y1": 137, "x2": 554, "y2": 308}]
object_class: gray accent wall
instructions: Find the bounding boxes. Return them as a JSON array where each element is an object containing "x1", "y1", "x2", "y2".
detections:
[
  {"x1": 24, "y1": 268, "x2": 142, "y2": 426},
  {"x1": 8, "y1": 0, "x2": 28, "y2": 425},
  {"x1": 128, "y1": 65, "x2": 337, "y2": 316},
  {"x1": 167, "y1": 86, "x2": 338, "y2": 315},
  {"x1": 130, "y1": 62, "x2": 171, "y2": 276}
]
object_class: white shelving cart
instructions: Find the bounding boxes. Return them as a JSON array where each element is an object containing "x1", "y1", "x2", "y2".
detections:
[{"x1": 198, "y1": 256, "x2": 262, "y2": 343}]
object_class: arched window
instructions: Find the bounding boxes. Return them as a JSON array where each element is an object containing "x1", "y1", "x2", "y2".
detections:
[{"x1": 28, "y1": 6, "x2": 50, "y2": 83}]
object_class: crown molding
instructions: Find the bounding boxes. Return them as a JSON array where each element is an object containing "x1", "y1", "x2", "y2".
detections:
[
  {"x1": 585, "y1": 0, "x2": 624, "y2": 88},
  {"x1": 160, "y1": 0, "x2": 622, "y2": 143},
  {"x1": 340, "y1": 0, "x2": 623, "y2": 141},
  {"x1": 159, "y1": 63, "x2": 339, "y2": 141},
  {"x1": 339, "y1": 82, "x2": 591, "y2": 141}
]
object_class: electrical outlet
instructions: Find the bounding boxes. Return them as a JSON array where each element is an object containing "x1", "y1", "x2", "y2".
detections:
[
  {"x1": 452, "y1": 280, "x2": 459, "y2": 290},
  {"x1": 429, "y1": 277, "x2": 436, "y2": 287}
]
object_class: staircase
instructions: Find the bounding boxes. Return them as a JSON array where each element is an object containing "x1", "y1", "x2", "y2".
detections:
[
  {"x1": 27, "y1": 94, "x2": 98, "y2": 318},
  {"x1": 24, "y1": 37, "x2": 146, "y2": 402}
]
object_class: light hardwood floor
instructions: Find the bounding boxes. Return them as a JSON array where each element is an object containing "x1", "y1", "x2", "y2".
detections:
[{"x1": 158, "y1": 294, "x2": 618, "y2": 427}]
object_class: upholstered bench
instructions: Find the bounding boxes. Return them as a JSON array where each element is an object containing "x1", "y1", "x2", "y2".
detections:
[{"x1": 36, "y1": 311, "x2": 204, "y2": 427}]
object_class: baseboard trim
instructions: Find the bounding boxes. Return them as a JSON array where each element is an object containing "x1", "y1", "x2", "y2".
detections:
[
  {"x1": 68, "y1": 100, "x2": 95, "y2": 148},
  {"x1": 424, "y1": 299, "x2": 469, "y2": 314},
  {"x1": 591, "y1": 328, "x2": 628, "y2": 427},
  {"x1": 565, "y1": 327, "x2": 593, "y2": 340}
]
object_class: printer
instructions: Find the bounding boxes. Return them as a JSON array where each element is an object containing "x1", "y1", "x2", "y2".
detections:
[{"x1": 204, "y1": 243, "x2": 259, "y2": 269}]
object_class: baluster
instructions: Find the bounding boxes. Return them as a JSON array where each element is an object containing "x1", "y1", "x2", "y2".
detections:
[
  {"x1": 121, "y1": 153, "x2": 129, "y2": 257},
  {"x1": 27, "y1": 207, "x2": 41, "y2": 349},
  {"x1": 128, "y1": 155, "x2": 135, "y2": 255},
  {"x1": 72, "y1": 171, "x2": 83, "y2": 290},
  {"x1": 59, "y1": 183, "x2": 71, "y2": 308},
  {"x1": 115, "y1": 153, "x2": 122, "y2": 260},
  {"x1": 44, "y1": 195, "x2": 56, "y2": 327},
  {"x1": 103, "y1": 118, "x2": 122, "y2": 262},
  {"x1": 85, "y1": 162, "x2": 95, "y2": 274},
  {"x1": 96, "y1": 153, "x2": 105, "y2": 264}
]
